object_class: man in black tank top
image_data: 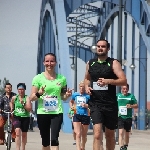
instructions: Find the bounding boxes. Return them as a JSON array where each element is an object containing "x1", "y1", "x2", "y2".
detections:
[{"x1": 84, "y1": 39, "x2": 127, "y2": 150}]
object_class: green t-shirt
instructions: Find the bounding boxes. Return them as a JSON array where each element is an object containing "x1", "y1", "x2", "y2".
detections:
[
  {"x1": 14, "y1": 95, "x2": 30, "y2": 117},
  {"x1": 117, "y1": 93, "x2": 137, "y2": 119},
  {"x1": 32, "y1": 73, "x2": 67, "y2": 114},
  {"x1": 68, "y1": 108, "x2": 74, "y2": 120}
]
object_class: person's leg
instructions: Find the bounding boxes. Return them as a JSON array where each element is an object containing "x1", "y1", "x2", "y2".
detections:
[
  {"x1": 21, "y1": 117, "x2": 30, "y2": 150},
  {"x1": 124, "y1": 131, "x2": 129, "y2": 148},
  {"x1": 73, "y1": 122, "x2": 82, "y2": 150},
  {"x1": 13, "y1": 117, "x2": 22, "y2": 150},
  {"x1": 11, "y1": 115, "x2": 16, "y2": 141},
  {"x1": 119, "y1": 129, "x2": 125, "y2": 149},
  {"x1": 81, "y1": 124, "x2": 88, "y2": 150},
  {"x1": 80, "y1": 115, "x2": 91, "y2": 150},
  {"x1": 72, "y1": 121, "x2": 76, "y2": 145},
  {"x1": 11, "y1": 124, "x2": 16, "y2": 141},
  {"x1": 124, "y1": 118, "x2": 132, "y2": 149},
  {"x1": 101, "y1": 128, "x2": 104, "y2": 150},
  {"x1": 105, "y1": 128, "x2": 115, "y2": 150},
  {"x1": 93, "y1": 123, "x2": 103, "y2": 150},
  {"x1": 37, "y1": 114, "x2": 51, "y2": 150},
  {"x1": 21, "y1": 132, "x2": 27, "y2": 150},
  {"x1": 50, "y1": 113, "x2": 63, "y2": 150},
  {"x1": 0, "y1": 116, "x2": 6, "y2": 144},
  {"x1": 90, "y1": 107, "x2": 103, "y2": 150},
  {"x1": 103, "y1": 111, "x2": 118, "y2": 150},
  {"x1": 15, "y1": 128, "x2": 21, "y2": 150}
]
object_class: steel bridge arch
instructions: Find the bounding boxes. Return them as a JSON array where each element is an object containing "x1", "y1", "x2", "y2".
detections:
[{"x1": 37, "y1": 0, "x2": 150, "y2": 132}]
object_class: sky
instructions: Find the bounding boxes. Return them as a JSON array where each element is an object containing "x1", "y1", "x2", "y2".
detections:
[{"x1": 0, "y1": 0, "x2": 42, "y2": 96}]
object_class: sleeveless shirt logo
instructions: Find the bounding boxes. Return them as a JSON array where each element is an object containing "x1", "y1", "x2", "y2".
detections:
[{"x1": 56, "y1": 82, "x2": 61, "y2": 86}]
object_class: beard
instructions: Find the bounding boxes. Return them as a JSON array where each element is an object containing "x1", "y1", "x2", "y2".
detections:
[{"x1": 97, "y1": 51, "x2": 107, "y2": 56}]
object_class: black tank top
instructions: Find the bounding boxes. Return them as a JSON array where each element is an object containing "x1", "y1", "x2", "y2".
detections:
[{"x1": 88, "y1": 57, "x2": 118, "y2": 111}]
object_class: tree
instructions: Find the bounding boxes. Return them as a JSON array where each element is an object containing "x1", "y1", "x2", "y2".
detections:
[{"x1": 0, "y1": 77, "x2": 9, "y2": 95}]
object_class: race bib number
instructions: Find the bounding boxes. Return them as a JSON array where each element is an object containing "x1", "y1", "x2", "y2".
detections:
[
  {"x1": 119, "y1": 106, "x2": 127, "y2": 115},
  {"x1": 76, "y1": 96, "x2": 86, "y2": 106},
  {"x1": 93, "y1": 82, "x2": 108, "y2": 90},
  {"x1": 43, "y1": 95, "x2": 58, "y2": 112}
]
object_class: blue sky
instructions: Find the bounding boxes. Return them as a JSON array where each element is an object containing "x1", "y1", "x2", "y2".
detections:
[{"x1": 0, "y1": 0, "x2": 41, "y2": 96}]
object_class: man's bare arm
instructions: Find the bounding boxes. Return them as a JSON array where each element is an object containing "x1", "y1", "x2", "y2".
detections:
[{"x1": 109, "y1": 60, "x2": 127, "y2": 86}]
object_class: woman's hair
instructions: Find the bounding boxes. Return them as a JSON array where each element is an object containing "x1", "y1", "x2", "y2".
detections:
[
  {"x1": 79, "y1": 81, "x2": 84, "y2": 85},
  {"x1": 43, "y1": 53, "x2": 56, "y2": 62},
  {"x1": 17, "y1": 83, "x2": 26, "y2": 90}
]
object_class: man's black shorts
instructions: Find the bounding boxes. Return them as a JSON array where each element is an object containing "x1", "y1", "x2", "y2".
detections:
[
  {"x1": 118, "y1": 116, "x2": 132, "y2": 132},
  {"x1": 73, "y1": 114, "x2": 90, "y2": 125},
  {"x1": 90, "y1": 106, "x2": 118, "y2": 130}
]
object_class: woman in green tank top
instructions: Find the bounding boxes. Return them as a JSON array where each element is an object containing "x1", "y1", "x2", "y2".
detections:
[
  {"x1": 10, "y1": 83, "x2": 32, "y2": 150},
  {"x1": 26, "y1": 53, "x2": 73, "y2": 150}
]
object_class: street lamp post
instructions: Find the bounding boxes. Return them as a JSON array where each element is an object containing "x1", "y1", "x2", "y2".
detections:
[
  {"x1": 129, "y1": 58, "x2": 147, "y2": 130},
  {"x1": 74, "y1": 16, "x2": 78, "y2": 92},
  {"x1": 115, "y1": 0, "x2": 123, "y2": 144},
  {"x1": 71, "y1": 16, "x2": 97, "y2": 92}
]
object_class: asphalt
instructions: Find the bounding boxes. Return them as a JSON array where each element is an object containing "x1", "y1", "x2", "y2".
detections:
[{"x1": 1, "y1": 128, "x2": 150, "y2": 150}]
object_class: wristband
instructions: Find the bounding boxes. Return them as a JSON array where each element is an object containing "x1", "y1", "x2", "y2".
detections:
[{"x1": 35, "y1": 92, "x2": 41, "y2": 98}]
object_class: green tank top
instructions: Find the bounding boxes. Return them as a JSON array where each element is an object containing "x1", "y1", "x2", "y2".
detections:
[{"x1": 14, "y1": 95, "x2": 30, "y2": 117}]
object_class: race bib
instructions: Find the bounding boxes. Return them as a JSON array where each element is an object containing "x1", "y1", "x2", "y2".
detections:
[
  {"x1": 119, "y1": 106, "x2": 127, "y2": 115},
  {"x1": 76, "y1": 96, "x2": 86, "y2": 106},
  {"x1": 43, "y1": 95, "x2": 58, "y2": 112},
  {"x1": 93, "y1": 82, "x2": 108, "y2": 90}
]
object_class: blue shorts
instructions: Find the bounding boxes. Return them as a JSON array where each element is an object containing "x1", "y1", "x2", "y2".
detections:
[{"x1": 73, "y1": 114, "x2": 90, "y2": 125}]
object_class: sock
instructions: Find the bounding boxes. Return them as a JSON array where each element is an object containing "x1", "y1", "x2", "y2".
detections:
[
  {"x1": 124, "y1": 145, "x2": 128, "y2": 148},
  {"x1": 120, "y1": 146, "x2": 124, "y2": 150}
]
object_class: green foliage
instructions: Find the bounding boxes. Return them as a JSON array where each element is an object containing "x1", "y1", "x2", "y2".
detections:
[{"x1": 0, "y1": 77, "x2": 9, "y2": 95}]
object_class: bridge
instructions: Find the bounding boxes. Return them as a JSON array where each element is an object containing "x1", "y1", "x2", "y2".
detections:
[{"x1": 36, "y1": 0, "x2": 150, "y2": 132}]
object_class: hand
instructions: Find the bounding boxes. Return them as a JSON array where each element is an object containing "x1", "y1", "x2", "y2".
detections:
[
  {"x1": 38, "y1": 85, "x2": 46, "y2": 95},
  {"x1": 71, "y1": 106, "x2": 75, "y2": 110},
  {"x1": 81, "y1": 103, "x2": 86, "y2": 108},
  {"x1": 85, "y1": 86, "x2": 93, "y2": 95},
  {"x1": 126, "y1": 104, "x2": 132, "y2": 108},
  {"x1": 66, "y1": 88, "x2": 73, "y2": 97},
  {"x1": 97, "y1": 78, "x2": 110, "y2": 86}
]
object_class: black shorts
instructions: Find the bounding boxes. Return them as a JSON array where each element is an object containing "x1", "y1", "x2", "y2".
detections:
[
  {"x1": 12, "y1": 116, "x2": 30, "y2": 132},
  {"x1": 73, "y1": 114, "x2": 90, "y2": 125},
  {"x1": 118, "y1": 117, "x2": 132, "y2": 132},
  {"x1": 37, "y1": 113, "x2": 63, "y2": 147},
  {"x1": 90, "y1": 106, "x2": 118, "y2": 130}
]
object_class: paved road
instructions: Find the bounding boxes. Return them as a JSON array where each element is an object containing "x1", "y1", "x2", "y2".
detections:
[{"x1": 1, "y1": 128, "x2": 150, "y2": 150}]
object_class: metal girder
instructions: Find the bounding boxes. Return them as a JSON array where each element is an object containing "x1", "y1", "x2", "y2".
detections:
[
  {"x1": 67, "y1": 17, "x2": 94, "y2": 27},
  {"x1": 68, "y1": 37, "x2": 90, "y2": 50},
  {"x1": 67, "y1": 2, "x2": 103, "y2": 50},
  {"x1": 73, "y1": 3, "x2": 99, "y2": 14},
  {"x1": 67, "y1": 26, "x2": 94, "y2": 32},
  {"x1": 70, "y1": 11, "x2": 99, "y2": 18},
  {"x1": 140, "y1": 0, "x2": 150, "y2": 37},
  {"x1": 68, "y1": 31, "x2": 95, "y2": 40}
]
